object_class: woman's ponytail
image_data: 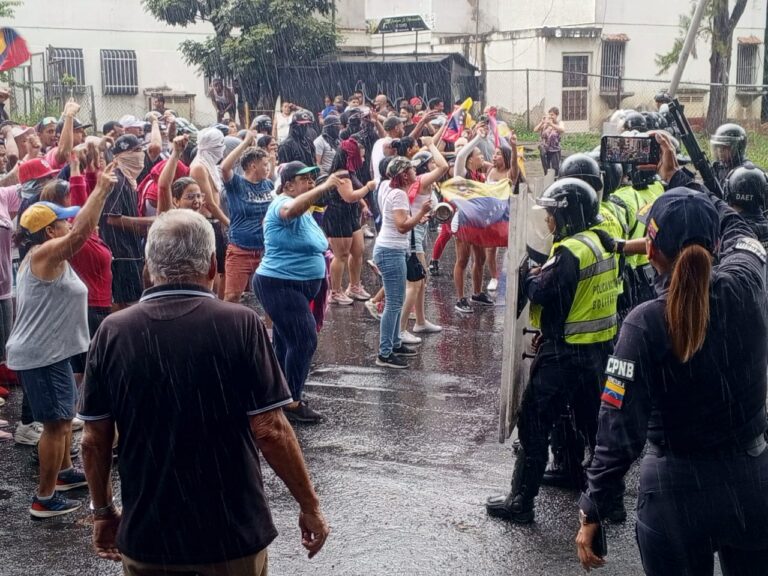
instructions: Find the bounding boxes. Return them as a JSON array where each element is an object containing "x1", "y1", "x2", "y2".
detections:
[{"x1": 664, "y1": 244, "x2": 712, "y2": 363}]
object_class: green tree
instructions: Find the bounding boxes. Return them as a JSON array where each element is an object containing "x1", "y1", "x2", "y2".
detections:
[
  {"x1": 0, "y1": 0, "x2": 21, "y2": 18},
  {"x1": 142, "y1": 0, "x2": 338, "y2": 106},
  {"x1": 655, "y1": 0, "x2": 748, "y2": 133}
]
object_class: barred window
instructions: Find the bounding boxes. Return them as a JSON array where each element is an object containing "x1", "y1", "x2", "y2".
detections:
[
  {"x1": 736, "y1": 44, "x2": 759, "y2": 86},
  {"x1": 600, "y1": 41, "x2": 625, "y2": 93},
  {"x1": 47, "y1": 47, "x2": 85, "y2": 86},
  {"x1": 100, "y1": 49, "x2": 138, "y2": 96}
]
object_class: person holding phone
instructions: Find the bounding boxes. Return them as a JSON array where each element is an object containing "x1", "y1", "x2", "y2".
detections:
[{"x1": 576, "y1": 133, "x2": 768, "y2": 574}]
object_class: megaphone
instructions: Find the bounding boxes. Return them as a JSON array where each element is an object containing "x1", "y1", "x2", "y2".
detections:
[{"x1": 433, "y1": 202, "x2": 455, "y2": 223}]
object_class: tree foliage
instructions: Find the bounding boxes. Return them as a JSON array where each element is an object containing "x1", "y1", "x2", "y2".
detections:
[
  {"x1": 655, "y1": 0, "x2": 748, "y2": 132},
  {"x1": 0, "y1": 1, "x2": 21, "y2": 19},
  {"x1": 142, "y1": 0, "x2": 338, "y2": 103}
]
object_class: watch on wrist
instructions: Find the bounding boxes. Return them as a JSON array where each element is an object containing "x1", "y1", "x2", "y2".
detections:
[
  {"x1": 615, "y1": 239, "x2": 626, "y2": 255},
  {"x1": 90, "y1": 500, "x2": 117, "y2": 519}
]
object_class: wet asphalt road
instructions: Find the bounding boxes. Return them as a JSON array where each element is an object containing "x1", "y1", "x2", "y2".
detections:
[{"x1": 0, "y1": 238, "x2": 650, "y2": 576}]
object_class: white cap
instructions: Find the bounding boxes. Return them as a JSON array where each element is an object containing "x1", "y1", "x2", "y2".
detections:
[
  {"x1": 11, "y1": 126, "x2": 34, "y2": 139},
  {"x1": 118, "y1": 115, "x2": 146, "y2": 129}
]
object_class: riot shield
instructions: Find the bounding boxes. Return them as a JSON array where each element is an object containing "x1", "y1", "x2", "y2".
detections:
[{"x1": 498, "y1": 174, "x2": 554, "y2": 443}]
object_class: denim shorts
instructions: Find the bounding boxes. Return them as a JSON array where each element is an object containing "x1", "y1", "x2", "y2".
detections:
[
  {"x1": 18, "y1": 358, "x2": 78, "y2": 422},
  {"x1": 412, "y1": 223, "x2": 429, "y2": 255}
]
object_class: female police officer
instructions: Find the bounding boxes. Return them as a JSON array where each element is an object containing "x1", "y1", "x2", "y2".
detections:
[{"x1": 576, "y1": 133, "x2": 768, "y2": 574}]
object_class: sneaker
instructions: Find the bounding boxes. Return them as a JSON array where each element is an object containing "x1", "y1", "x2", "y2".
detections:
[
  {"x1": 399, "y1": 331, "x2": 422, "y2": 345},
  {"x1": 0, "y1": 384, "x2": 8, "y2": 399},
  {"x1": 412, "y1": 320, "x2": 443, "y2": 334},
  {"x1": 30, "y1": 492, "x2": 81, "y2": 519},
  {"x1": 375, "y1": 354, "x2": 409, "y2": 369},
  {"x1": 346, "y1": 284, "x2": 371, "y2": 301},
  {"x1": 283, "y1": 401, "x2": 324, "y2": 424},
  {"x1": 428, "y1": 260, "x2": 440, "y2": 276},
  {"x1": 15, "y1": 422, "x2": 43, "y2": 446},
  {"x1": 455, "y1": 298, "x2": 473, "y2": 314},
  {"x1": 487, "y1": 278, "x2": 499, "y2": 292},
  {"x1": 365, "y1": 299, "x2": 381, "y2": 320},
  {"x1": 392, "y1": 345, "x2": 418, "y2": 357},
  {"x1": 362, "y1": 225, "x2": 376, "y2": 239},
  {"x1": 0, "y1": 396, "x2": 4, "y2": 407},
  {"x1": 71, "y1": 417, "x2": 84, "y2": 432},
  {"x1": 0, "y1": 430, "x2": 11, "y2": 441},
  {"x1": 330, "y1": 291, "x2": 354, "y2": 306},
  {"x1": 56, "y1": 467, "x2": 88, "y2": 491},
  {"x1": 471, "y1": 292, "x2": 494, "y2": 306}
]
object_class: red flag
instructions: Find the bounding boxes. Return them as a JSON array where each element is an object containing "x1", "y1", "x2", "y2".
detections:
[
  {"x1": 0, "y1": 28, "x2": 30, "y2": 72},
  {"x1": 487, "y1": 107, "x2": 500, "y2": 148}
]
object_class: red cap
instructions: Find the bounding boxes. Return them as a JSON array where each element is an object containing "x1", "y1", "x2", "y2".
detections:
[
  {"x1": 409, "y1": 97, "x2": 423, "y2": 107},
  {"x1": 19, "y1": 158, "x2": 58, "y2": 184}
]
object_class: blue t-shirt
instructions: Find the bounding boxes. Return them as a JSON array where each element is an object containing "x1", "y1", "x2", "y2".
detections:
[
  {"x1": 257, "y1": 194, "x2": 329, "y2": 281},
  {"x1": 224, "y1": 174, "x2": 274, "y2": 251}
]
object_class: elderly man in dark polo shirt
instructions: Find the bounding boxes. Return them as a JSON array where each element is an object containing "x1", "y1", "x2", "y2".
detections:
[{"x1": 78, "y1": 209, "x2": 329, "y2": 576}]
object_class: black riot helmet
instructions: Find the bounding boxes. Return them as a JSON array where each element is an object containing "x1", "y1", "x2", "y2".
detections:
[
  {"x1": 724, "y1": 165, "x2": 768, "y2": 214},
  {"x1": 641, "y1": 111, "x2": 663, "y2": 131},
  {"x1": 252, "y1": 114, "x2": 272, "y2": 133},
  {"x1": 711, "y1": 123, "x2": 747, "y2": 169},
  {"x1": 623, "y1": 111, "x2": 648, "y2": 133},
  {"x1": 587, "y1": 147, "x2": 624, "y2": 196},
  {"x1": 536, "y1": 178, "x2": 601, "y2": 240},
  {"x1": 559, "y1": 153, "x2": 603, "y2": 193}
]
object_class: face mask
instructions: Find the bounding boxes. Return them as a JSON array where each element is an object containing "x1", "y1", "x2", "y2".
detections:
[
  {"x1": 117, "y1": 150, "x2": 145, "y2": 180},
  {"x1": 325, "y1": 126, "x2": 340, "y2": 140}
]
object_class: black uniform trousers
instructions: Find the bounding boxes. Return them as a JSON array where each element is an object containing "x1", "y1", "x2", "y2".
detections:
[
  {"x1": 636, "y1": 446, "x2": 768, "y2": 576},
  {"x1": 516, "y1": 339, "x2": 612, "y2": 496}
]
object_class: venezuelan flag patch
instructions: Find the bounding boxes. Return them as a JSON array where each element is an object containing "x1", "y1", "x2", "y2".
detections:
[{"x1": 601, "y1": 377, "x2": 625, "y2": 409}]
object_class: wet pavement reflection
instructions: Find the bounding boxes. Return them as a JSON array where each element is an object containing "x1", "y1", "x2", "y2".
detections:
[{"x1": 0, "y1": 240, "x2": 647, "y2": 575}]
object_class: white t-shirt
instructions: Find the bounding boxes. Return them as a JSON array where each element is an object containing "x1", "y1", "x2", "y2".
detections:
[
  {"x1": 375, "y1": 181, "x2": 410, "y2": 250},
  {"x1": 276, "y1": 112, "x2": 292, "y2": 144},
  {"x1": 370, "y1": 137, "x2": 391, "y2": 183}
]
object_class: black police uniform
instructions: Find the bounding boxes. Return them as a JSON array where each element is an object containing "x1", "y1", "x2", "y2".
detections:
[{"x1": 580, "y1": 171, "x2": 768, "y2": 575}]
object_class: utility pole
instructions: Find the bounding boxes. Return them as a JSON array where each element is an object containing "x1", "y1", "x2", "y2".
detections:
[{"x1": 669, "y1": 0, "x2": 709, "y2": 97}]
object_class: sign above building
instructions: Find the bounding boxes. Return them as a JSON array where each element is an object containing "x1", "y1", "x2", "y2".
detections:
[
  {"x1": 537, "y1": 27, "x2": 602, "y2": 39},
  {"x1": 375, "y1": 15, "x2": 430, "y2": 35}
]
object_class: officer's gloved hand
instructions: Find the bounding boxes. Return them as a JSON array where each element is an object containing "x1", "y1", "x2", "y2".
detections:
[{"x1": 592, "y1": 229, "x2": 618, "y2": 253}]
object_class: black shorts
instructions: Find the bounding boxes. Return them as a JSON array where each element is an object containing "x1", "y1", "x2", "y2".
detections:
[
  {"x1": 112, "y1": 259, "x2": 144, "y2": 305},
  {"x1": 210, "y1": 219, "x2": 228, "y2": 274},
  {"x1": 322, "y1": 207, "x2": 361, "y2": 238}
]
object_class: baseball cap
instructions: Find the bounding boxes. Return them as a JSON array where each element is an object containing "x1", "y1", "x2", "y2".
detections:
[
  {"x1": 383, "y1": 116, "x2": 403, "y2": 131},
  {"x1": 646, "y1": 187, "x2": 719, "y2": 258},
  {"x1": 280, "y1": 161, "x2": 319, "y2": 184},
  {"x1": 20, "y1": 201, "x2": 80, "y2": 233},
  {"x1": 55, "y1": 117, "x2": 92, "y2": 134},
  {"x1": 19, "y1": 158, "x2": 58, "y2": 183},
  {"x1": 36, "y1": 117, "x2": 58, "y2": 131},
  {"x1": 323, "y1": 115, "x2": 340, "y2": 127},
  {"x1": 11, "y1": 126, "x2": 34, "y2": 139},
  {"x1": 118, "y1": 115, "x2": 146, "y2": 129},
  {"x1": 113, "y1": 134, "x2": 143, "y2": 155},
  {"x1": 409, "y1": 97, "x2": 423, "y2": 107},
  {"x1": 292, "y1": 110, "x2": 314, "y2": 125},
  {"x1": 386, "y1": 156, "x2": 418, "y2": 179}
]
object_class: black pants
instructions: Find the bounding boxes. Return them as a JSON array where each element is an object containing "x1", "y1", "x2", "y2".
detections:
[
  {"x1": 516, "y1": 340, "x2": 611, "y2": 497},
  {"x1": 253, "y1": 275, "x2": 321, "y2": 401},
  {"x1": 636, "y1": 448, "x2": 768, "y2": 575}
]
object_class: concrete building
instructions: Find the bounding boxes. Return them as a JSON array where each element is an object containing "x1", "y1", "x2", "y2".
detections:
[
  {"x1": 338, "y1": 0, "x2": 768, "y2": 130},
  {"x1": 2, "y1": 0, "x2": 218, "y2": 129}
]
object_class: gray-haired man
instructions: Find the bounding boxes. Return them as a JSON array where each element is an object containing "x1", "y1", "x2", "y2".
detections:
[{"x1": 79, "y1": 210, "x2": 329, "y2": 575}]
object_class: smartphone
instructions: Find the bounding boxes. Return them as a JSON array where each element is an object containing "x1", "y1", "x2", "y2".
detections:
[
  {"x1": 600, "y1": 135, "x2": 660, "y2": 165},
  {"x1": 592, "y1": 522, "x2": 608, "y2": 558}
]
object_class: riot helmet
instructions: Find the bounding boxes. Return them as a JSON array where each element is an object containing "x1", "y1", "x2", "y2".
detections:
[
  {"x1": 710, "y1": 123, "x2": 747, "y2": 169},
  {"x1": 536, "y1": 178, "x2": 601, "y2": 240},
  {"x1": 641, "y1": 111, "x2": 664, "y2": 131},
  {"x1": 412, "y1": 150, "x2": 434, "y2": 175},
  {"x1": 623, "y1": 111, "x2": 648, "y2": 133},
  {"x1": 559, "y1": 153, "x2": 603, "y2": 193},
  {"x1": 724, "y1": 165, "x2": 768, "y2": 214}
]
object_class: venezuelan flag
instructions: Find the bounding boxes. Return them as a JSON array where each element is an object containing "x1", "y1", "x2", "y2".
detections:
[
  {"x1": 0, "y1": 28, "x2": 30, "y2": 72},
  {"x1": 601, "y1": 377, "x2": 625, "y2": 409},
  {"x1": 443, "y1": 97, "x2": 473, "y2": 143},
  {"x1": 440, "y1": 177, "x2": 512, "y2": 247}
]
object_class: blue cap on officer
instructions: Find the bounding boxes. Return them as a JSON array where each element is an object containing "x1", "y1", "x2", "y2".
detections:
[{"x1": 646, "y1": 187, "x2": 719, "y2": 258}]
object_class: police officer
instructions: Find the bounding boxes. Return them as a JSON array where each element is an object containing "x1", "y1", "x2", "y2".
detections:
[
  {"x1": 576, "y1": 136, "x2": 768, "y2": 573},
  {"x1": 724, "y1": 166, "x2": 768, "y2": 280},
  {"x1": 486, "y1": 178, "x2": 620, "y2": 523},
  {"x1": 711, "y1": 122, "x2": 750, "y2": 184}
]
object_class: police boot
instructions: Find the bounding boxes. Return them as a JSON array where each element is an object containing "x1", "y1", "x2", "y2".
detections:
[
  {"x1": 485, "y1": 453, "x2": 538, "y2": 524},
  {"x1": 541, "y1": 416, "x2": 585, "y2": 489}
]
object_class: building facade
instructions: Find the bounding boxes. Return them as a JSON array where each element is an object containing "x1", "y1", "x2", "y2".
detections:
[{"x1": 2, "y1": 0, "x2": 217, "y2": 129}]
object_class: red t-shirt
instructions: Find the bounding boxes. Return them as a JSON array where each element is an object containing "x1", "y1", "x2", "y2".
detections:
[{"x1": 68, "y1": 175, "x2": 113, "y2": 307}]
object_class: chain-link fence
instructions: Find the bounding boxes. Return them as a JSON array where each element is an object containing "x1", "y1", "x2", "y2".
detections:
[{"x1": 484, "y1": 68, "x2": 768, "y2": 134}]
